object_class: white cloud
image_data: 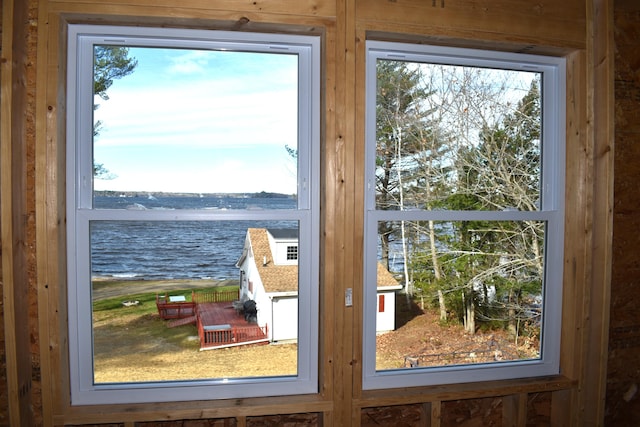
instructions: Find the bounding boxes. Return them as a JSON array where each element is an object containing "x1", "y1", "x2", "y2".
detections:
[{"x1": 92, "y1": 46, "x2": 299, "y2": 193}]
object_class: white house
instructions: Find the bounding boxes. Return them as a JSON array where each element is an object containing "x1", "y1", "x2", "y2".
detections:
[{"x1": 236, "y1": 228, "x2": 401, "y2": 342}]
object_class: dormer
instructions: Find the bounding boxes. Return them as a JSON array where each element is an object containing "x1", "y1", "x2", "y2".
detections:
[{"x1": 266, "y1": 228, "x2": 299, "y2": 265}]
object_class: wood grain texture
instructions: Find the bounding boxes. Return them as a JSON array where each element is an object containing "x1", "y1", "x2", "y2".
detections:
[
  {"x1": 1, "y1": 0, "x2": 35, "y2": 424},
  {"x1": 1, "y1": 0, "x2": 616, "y2": 425}
]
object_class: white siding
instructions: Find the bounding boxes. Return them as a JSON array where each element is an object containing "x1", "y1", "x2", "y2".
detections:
[
  {"x1": 376, "y1": 292, "x2": 396, "y2": 333},
  {"x1": 271, "y1": 297, "x2": 298, "y2": 341}
]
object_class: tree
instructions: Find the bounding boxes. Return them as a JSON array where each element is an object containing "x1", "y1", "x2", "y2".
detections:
[
  {"x1": 403, "y1": 67, "x2": 543, "y2": 336},
  {"x1": 93, "y1": 46, "x2": 137, "y2": 179},
  {"x1": 445, "y1": 78, "x2": 543, "y2": 335},
  {"x1": 375, "y1": 60, "x2": 438, "y2": 297},
  {"x1": 94, "y1": 46, "x2": 138, "y2": 101},
  {"x1": 469, "y1": 80, "x2": 543, "y2": 338}
]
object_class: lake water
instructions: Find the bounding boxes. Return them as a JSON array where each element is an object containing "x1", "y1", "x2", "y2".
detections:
[{"x1": 91, "y1": 194, "x2": 296, "y2": 281}]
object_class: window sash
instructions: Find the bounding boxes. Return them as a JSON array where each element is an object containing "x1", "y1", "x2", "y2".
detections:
[
  {"x1": 362, "y1": 41, "x2": 565, "y2": 390},
  {"x1": 66, "y1": 25, "x2": 320, "y2": 405}
]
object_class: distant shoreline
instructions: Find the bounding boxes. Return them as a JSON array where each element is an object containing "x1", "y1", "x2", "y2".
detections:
[
  {"x1": 94, "y1": 190, "x2": 296, "y2": 199},
  {"x1": 91, "y1": 278, "x2": 239, "y2": 301}
]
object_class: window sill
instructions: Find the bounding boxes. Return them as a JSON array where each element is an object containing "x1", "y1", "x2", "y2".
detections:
[
  {"x1": 60, "y1": 393, "x2": 333, "y2": 425},
  {"x1": 356, "y1": 375, "x2": 576, "y2": 408}
]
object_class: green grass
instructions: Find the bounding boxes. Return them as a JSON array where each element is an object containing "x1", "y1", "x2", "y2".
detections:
[
  {"x1": 92, "y1": 286, "x2": 238, "y2": 313},
  {"x1": 93, "y1": 286, "x2": 239, "y2": 353},
  {"x1": 92, "y1": 285, "x2": 239, "y2": 336}
]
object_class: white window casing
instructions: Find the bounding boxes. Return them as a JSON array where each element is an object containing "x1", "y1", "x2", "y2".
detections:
[
  {"x1": 363, "y1": 41, "x2": 566, "y2": 390},
  {"x1": 66, "y1": 25, "x2": 320, "y2": 405}
]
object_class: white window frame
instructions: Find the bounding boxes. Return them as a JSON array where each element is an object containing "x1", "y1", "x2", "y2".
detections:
[
  {"x1": 363, "y1": 41, "x2": 566, "y2": 390},
  {"x1": 66, "y1": 24, "x2": 320, "y2": 405}
]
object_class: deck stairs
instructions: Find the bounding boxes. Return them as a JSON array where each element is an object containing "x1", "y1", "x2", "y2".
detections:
[{"x1": 166, "y1": 315, "x2": 197, "y2": 328}]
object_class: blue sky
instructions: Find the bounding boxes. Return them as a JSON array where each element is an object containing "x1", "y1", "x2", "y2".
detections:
[{"x1": 93, "y1": 47, "x2": 299, "y2": 194}]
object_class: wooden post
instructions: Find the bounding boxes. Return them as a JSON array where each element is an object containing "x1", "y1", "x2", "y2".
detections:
[
  {"x1": 578, "y1": 0, "x2": 615, "y2": 424},
  {"x1": 1, "y1": 0, "x2": 34, "y2": 424}
]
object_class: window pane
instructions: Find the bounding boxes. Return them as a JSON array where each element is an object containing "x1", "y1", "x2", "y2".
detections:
[
  {"x1": 375, "y1": 60, "x2": 541, "y2": 212},
  {"x1": 376, "y1": 220, "x2": 544, "y2": 371},
  {"x1": 92, "y1": 46, "x2": 299, "y2": 205},
  {"x1": 69, "y1": 26, "x2": 319, "y2": 404},
  {"x1": 91, "y1": 220, "x2": 299, "y2": 383}
]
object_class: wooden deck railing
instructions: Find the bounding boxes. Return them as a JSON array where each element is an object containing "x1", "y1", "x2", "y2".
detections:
[
  {"x1": 156, "y1": 294, "x2": 196, "y2": 319},
  {"x1": 192, "y1": 289, "x2": 239, "y2": 304},
  {"x1": 198, "y1": 323, "x2": 268, "y2": 349}
]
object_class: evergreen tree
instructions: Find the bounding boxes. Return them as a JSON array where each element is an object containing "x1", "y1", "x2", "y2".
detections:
[{"x1": 92, "y1": 46, "x2": 137, "y2": 179}]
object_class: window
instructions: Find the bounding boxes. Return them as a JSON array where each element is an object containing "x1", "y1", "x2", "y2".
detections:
[
  {"x1": 287, "y1": 245, "x2": 299, "y2": 261},
  {"x1": 67, "y1": 25, "x2": 320, "y2": 405},
  {"x1": 363, "y1": 41, "x2": 565, "y2": 389}
]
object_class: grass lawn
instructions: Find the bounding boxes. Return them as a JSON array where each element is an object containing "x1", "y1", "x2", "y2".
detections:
[
  {"x1": 91, "y1": 284, "x2": 536, "y2": 383},
  {"x1": 92, "y1": 286, "x2": 297, "y2": 383}
]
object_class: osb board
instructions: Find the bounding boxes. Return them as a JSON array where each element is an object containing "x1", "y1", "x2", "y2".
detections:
[
  {"x1": 0, "y1": 11, "x2": 6, "y2": 423},
  {"x1": 608, "y1": 3, "x2": 640, "y2": 427},
  {"x1": 136, "y1": 419, "x2": 237, "y2": 426},
  {"x1": 361, "y1": 404, "x2": 426, "y2": 426},
  {"x1": 67, "y1": 424, "x2": 124, "y2": 427},
  {"x1": 526, "y1": 392, "x2": 551, "y2": 427},
  {"x1": 246, "y1": 413, "x2": 319, "y2": 426},
  {"x1": 441, "y1": 398, "x2": 502, "y2": 426}
]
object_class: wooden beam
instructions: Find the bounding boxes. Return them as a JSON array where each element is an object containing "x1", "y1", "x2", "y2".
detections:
[
  {"x1": 1, "y1": 0, "x2": 34, "y2": 425},
  {"x1": 578, "y1": 0, "x2": 614, "y2": 424},
  {"x1": 503, "y1": 394, "x2": 527, "y2": 427},
  {"x1": 332, "y1": 0, "x2": 357, "y2": 425}
]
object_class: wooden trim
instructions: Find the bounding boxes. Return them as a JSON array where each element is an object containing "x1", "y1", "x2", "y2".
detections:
[
  {"x1": 355, "y1": 376, "x2": 575, "y2": 408},
  {"x1": 36, "y1": 8, "x2": 71, "y2": 423},
  {"x1": 60, "y1": 395, "x2": 332, "y2": 425}
]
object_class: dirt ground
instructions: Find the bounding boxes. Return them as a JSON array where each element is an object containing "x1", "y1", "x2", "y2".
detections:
[
  {"x1": 93, "y1": 290, "x2": 538, "y2": 383},
  {"x1": 93, "y1": 311, "x2": 297, "y2": 382},
  {"x1": 376, "y1": 298, "x2": 539, "y2": 369}
]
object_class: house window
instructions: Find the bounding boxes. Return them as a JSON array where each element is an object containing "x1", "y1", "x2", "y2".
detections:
[
  {"x1": 363, "y1": 41, "x2": 565, "y2": 389},
  {"x1": 66, "y1": 25, "x2": 320, "y2": 405},
  {"x1": 378, "y1": 294, "x2": 385, "y2": 313},
  {"x1": 287, "y1": 245, "x2": 299, "y2": 261}
]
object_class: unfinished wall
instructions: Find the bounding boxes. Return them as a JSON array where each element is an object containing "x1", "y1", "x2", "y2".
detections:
[
  {"x1": 0, "y1": 0, "x2": 616, "y2": 425},
  {"x1": 1, "y1": 0, "x2": 40, "y2": 424},
  {"x1": 607, "y1": 0, "x2": 640, "y2": 425}
]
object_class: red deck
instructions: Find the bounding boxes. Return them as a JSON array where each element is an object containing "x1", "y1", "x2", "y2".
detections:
[
  {"x1": 156, "y1": 294, "x2": 196, "y2": 320},
  {"x1": 157, "y1": 290, "x2": 268, "y2": 349},
  {"x1": 197, "y1": 301, "x2": 247, "y2": 328},
  {"x1": 196, "y1": 302, "x2": 268, "y2": 350}
]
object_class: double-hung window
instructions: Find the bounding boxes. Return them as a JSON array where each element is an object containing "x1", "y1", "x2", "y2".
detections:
[
  {"x1": 363, "y1": 41, "x2": 565, "y2": 389},
  {"x1": 66, "y1": 25, "x2": 320, "y2": 405}
]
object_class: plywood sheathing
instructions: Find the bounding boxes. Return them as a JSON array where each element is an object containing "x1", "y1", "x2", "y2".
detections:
[{"x1": 607, "y1": 2, "x2": 640, "y2": 425}]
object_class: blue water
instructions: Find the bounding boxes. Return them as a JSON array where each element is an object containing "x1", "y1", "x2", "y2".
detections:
[{"x1": 91, "y1": 194, "x2": 297, "y2": 281}]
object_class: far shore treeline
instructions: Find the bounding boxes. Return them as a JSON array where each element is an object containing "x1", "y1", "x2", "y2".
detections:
[{"x1": 94, "y1": 190, "x2": 296, "y2": 199}]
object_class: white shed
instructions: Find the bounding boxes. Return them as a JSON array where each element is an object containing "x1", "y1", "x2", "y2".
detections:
[{"x1": 236, "y1": 228, "x2": 400, "y2": 342}]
